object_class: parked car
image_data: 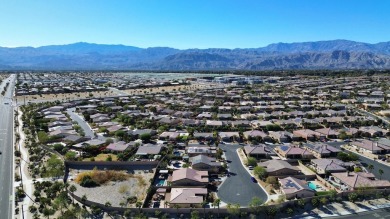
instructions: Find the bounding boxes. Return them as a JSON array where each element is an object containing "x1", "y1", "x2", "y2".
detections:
[
  {"x1": 251, "y1": 176, "x2": 257, "y2": 183},
  {"x1": 248, "y1": 166, "x2": 254, "y2": 170}
]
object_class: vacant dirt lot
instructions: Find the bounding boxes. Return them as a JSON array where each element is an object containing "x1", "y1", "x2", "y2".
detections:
[
  {"x1": 16, "y1": 90, "x2": 117, "y2": 103},
  {"x1": 71, "y1": 170, "x2": 154, "y2": 207}
]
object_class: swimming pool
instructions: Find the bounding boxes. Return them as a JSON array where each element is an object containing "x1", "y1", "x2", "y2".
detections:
[
  {"x1": 308, "y1": 182, "x2": 317, "y2": 190},
  {"x1": 155, "y1": 179, "x2": 166, "y2": 186}
]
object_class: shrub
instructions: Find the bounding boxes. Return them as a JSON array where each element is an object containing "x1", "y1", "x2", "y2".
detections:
[
  {"x1": 348, "y1": 192, "x2": 358, "y2": 203},
  {"x1": 246, "y1": 157, "x2": 258, "y2": 167},
  {"x1": 253, "y1": 166, "x2": 267, "y2": 180},
  {"x1": 80, "y1": 175, "x2": 99, "y2": 187},
  {"x1": 53, "y1": 144, "x2": 64, "y2": 153},
  {"x1": 75, "y1": 169, "x2": 129, "y2": 185},
  {"x1": 311, "y1": 197, "x2": 319, "y2": 207}
]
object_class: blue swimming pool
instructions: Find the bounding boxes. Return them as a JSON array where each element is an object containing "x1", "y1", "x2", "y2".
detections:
[
  {"x1": 156, "y1": 179, "x2": 166, "y2": 186},
  {"x1": 308, "y1": 182, "x2": 317, "y2": 190}
]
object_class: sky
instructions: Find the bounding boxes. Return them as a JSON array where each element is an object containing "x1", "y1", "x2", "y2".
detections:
[{"x1": 0, "y1": 0, "x2": 390, "y2": 49}]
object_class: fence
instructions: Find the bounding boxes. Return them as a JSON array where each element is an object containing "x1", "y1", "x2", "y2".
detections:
[{"x1": 67, "y1": 184, "x2": 390, "y2": 218}]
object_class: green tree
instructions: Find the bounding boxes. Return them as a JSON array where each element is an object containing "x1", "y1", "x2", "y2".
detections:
[
  {"x1": 286, "y1": 208, "x2": 294, "y2": 216},
  {"x1": 311, "y1": 197, "x2": 319, "y2": 207},
  {"x1": 53, "y1": 144, "x2": 65, "y2": 153},
  {"x1": 201, "y1": 200, "x2": 207, "y2": 219},
  {"x1": 69, "y1": 185, "x2": 77, "y2": 204},
  {"x1": 320, "y1": 197, "x2": 328, "y2": 205},
  {"x1": 246, "y1": 157, "x2": 258, "y2": 167},
  {"x1": 45, "y1": 155, "x2": 64, "y2": 178},
  {"x1": 65, "y1": 151, "x2": 77, "y2": 161},
  {"x1": 38, "y1": 131, "x2": 49, "y2": 143},
  {"x1": 136, "y1": 201, "x2": 143, "y2": 213},
  {"x1": 379, "y1": 169, "x2": 384, "y2": 179},
  {"x1": 140, "y1": 133, "x2": 152, "y2": 142},
  {"x1": 297, "y1": 199, "x2": 305, "y2": 208},
  {"x1": 213, "y1": 198, "x2": 221, "y2": 218},
  {"x1": 227, "y1": 203, "x2": 240, "y2": 217},
  {"x1": 42, "y1": 207, "x2": 55, "y2": 219},
  {"x1": 190, "y1": 210, "x2": 199, "y2": 219},
  {"x1": 254, "y1": 166, "x2": 267, "y2": 180},
  {"x1": 249, "y1": 196, "x2": 263, "y2": 215},
  {"x1": 348, "y1": 192, "x2": 358, "y2": 203},
  {"x1": 368, "y1": 164, "x2": 374, "y2": 172},
  {"x1": 266, "y1": 206, "x2": 278, "y2": 218}
]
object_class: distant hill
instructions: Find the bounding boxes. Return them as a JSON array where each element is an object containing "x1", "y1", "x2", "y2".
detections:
[{"x1": 1, "y1": 40, "x2": 390, "y2": 70}]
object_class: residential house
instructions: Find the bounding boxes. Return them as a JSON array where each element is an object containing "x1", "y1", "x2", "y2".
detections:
[
  {"x1": 219, "y1": 132, "x2": 239, "y2": 142},
  {"x1": 275, "y1": 145, "x2": 314, "y2": 159},
  {"x1": 135, "y1": 145, "x2": 163, "y2": 157},
  {"x1": 193, "y1": 132, "x2": 214, "y2": 141},
  {"x1": 170, "y1": 168, "x2": 209, "y2": 186},
  {"x1": 304, "y1": 142, "x2": 341, "y2": 158},
  {"x1": 187, "y1": 146, "x2": 216, "y2": 157},
  {"x1": 330, "y1": 172, "x2": 390, "y2": 191},
  {"x1": 359, "y1": 126, "x2": 388, "y2": 137},
  {"x1": 243, "y1": 145, "x2": 275, "y2": 159},
  {"x1": 169, "y1": 188, "x2": 208, "y2": 208},
  {"x1": 258, "y1": 160, "x2": 301, "y2": 176},
  {"x1": 311, "y1": 159, "x2": 351, "y2": 174},
  {"x1": 279, "y1": 177, "x2": 315, "y2": 199},
  {"x1": 190, "y1": 155, "x2": 222, "y2": 173},
  {"x1": 243, "y1": 130, "x2": 269, "y2": 141},
  {"x1": 268, "y1": 131, "x2": 295, "y2": 143},
  {"x1": 293, "y1": 129, "x2": 318, "y2": 141},
  {"x1": 350, "y1": 139, "x2": 390, "y2": 154},
  {"x1": 106, "y1": 141, "x2": 133, "y2": 152},
  {"x1": 314, "y1": 128, "x2": 340, "y2": 139}
]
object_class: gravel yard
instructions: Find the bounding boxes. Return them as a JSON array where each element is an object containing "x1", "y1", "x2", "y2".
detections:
[{"x1": 71, "y1": 171, "x2": 154, "y2": 207}]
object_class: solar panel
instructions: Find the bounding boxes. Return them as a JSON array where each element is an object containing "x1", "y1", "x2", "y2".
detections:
[
  {"x1": 280, "y1": 146, "x2": 290, "y2": 151},
  {"x1": 285, "y1": 179, "x2": 301, "y2": 190}
]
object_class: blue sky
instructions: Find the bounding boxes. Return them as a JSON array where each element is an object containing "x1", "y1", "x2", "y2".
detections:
[{"x1": 0, "y1": 0, "x2": 389, "y2": 49}]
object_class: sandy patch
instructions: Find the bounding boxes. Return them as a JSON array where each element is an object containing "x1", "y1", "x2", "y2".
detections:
[{"x1": 71, "y1": 171, "x2": 154, "y2": 207}]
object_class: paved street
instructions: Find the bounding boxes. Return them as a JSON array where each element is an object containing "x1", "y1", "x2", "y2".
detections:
[
  {"x1": 217, "y1": 144, "x2": 268, "y2": 207},
  {"x1": 326, "y1": 142, "x2": 390, "y2": 181},
  {"x1": 66, "y1": 107, "x2": 96, "y2": 139},
  {"x1": 0, "y1": 74, "x2": 16, "y2": 219}
]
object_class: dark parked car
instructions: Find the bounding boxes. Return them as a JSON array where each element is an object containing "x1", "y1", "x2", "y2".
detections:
[{"x1": 251, "y1": 176, "x2": 257, "y2": 183}]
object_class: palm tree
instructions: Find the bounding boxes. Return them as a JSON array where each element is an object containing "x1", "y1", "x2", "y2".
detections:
[
  {"x1": 213, "y1": 198, "x2": 221, "y2": 218},
  {"x1": 379, "y1": 169, "x2": 384, "y2": 179},
  {"x1": 69, "y1": 185, "x2": 77, "y2": 204},
  {"x1": 136, "y1": 201, "x2": 143, "y2": 213},
  {"x1": 201, "y1": 200, "x2": 207, "y2": 219},
  {"x1": 173, "y1": 204, "x2": 180, "y2": 217},
  {"x1": 81, "y1": 194, "x2": 87, "y2": 204}
]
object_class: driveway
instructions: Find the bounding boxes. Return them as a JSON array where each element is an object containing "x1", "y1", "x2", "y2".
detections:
[{"x1": 217, "y1": 144, "x2": 268, "y2": 207}]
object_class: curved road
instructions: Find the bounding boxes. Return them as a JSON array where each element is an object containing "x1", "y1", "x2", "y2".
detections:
[
  {"x1": 66, "y1": 108, "x2": 95, "y2": 139},
  {"x1": 217, "y1": 144, "x2": 268, "y2": 207}
]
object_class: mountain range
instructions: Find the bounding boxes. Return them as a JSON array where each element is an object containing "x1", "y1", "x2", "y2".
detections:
[{"x1": 1, "y1": 40, "x2": 390, "y2": 70}]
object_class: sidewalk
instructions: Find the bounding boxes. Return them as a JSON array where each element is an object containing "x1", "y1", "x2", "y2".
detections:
[{"x1": 16, "y1": 108, "x2": 34, "y2": 219}]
